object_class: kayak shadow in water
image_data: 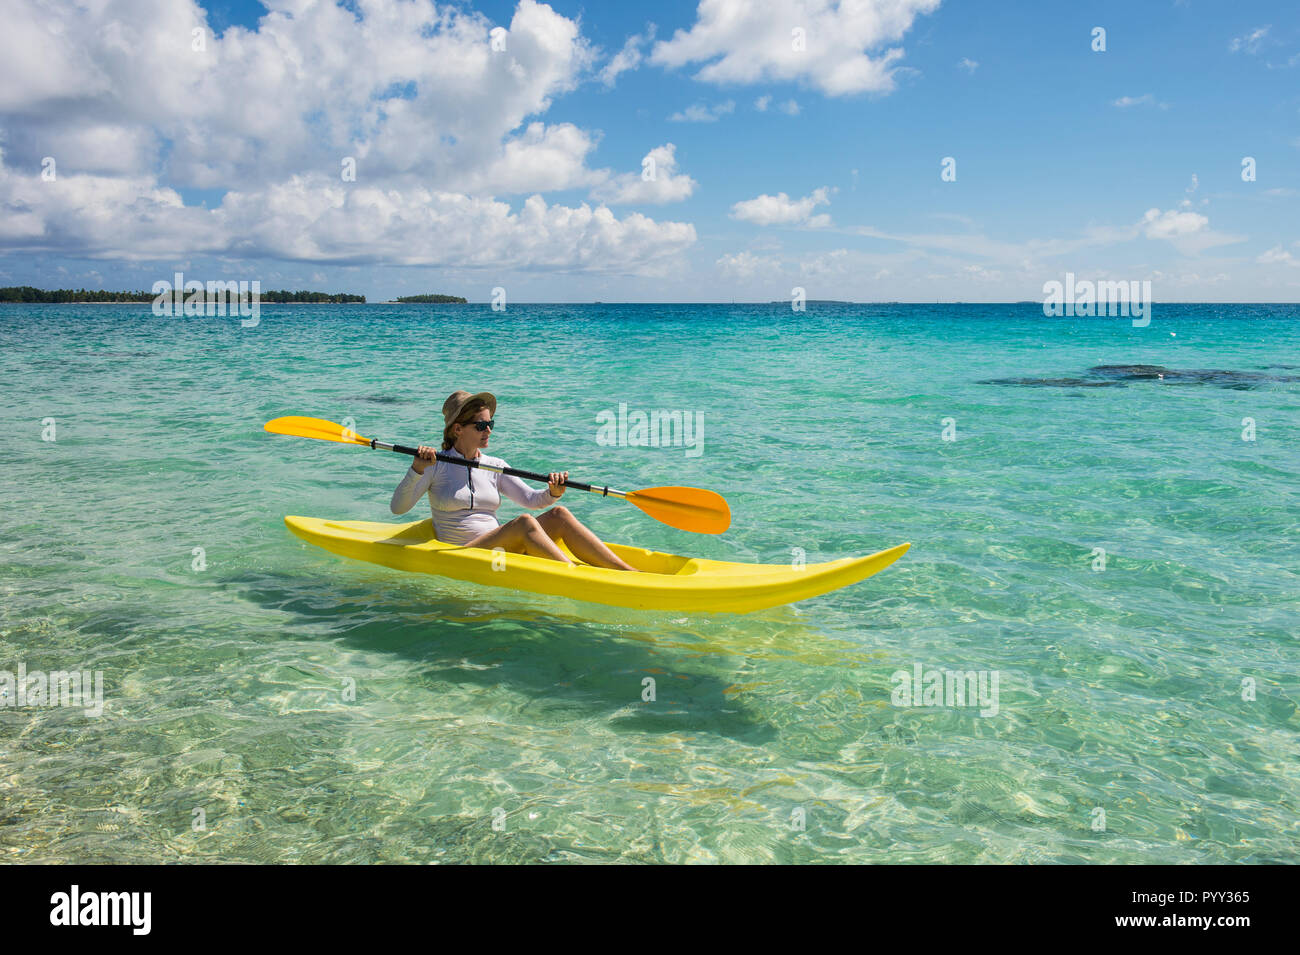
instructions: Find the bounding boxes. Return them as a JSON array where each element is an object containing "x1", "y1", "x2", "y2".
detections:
[{"x1": 233, "y1": 571, "x2": 781, "y2": 744}]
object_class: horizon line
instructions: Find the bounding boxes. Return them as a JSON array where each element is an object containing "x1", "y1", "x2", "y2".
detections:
[{"x1": 4, "y1": 300, "x2": 1299, "y2": 306}]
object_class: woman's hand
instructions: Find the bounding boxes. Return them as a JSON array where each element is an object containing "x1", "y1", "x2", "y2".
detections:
[
  {"x1": 411, "y1": 445, "x2": 438, "y2": 474},
  {"x1": 547, "y1": 471, "x2": 568, "y2": 498}
]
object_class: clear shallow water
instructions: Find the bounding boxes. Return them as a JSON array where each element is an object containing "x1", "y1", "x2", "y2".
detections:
[{"x1": 1, "y1": 302, "x2": 1297, "y2": 863}]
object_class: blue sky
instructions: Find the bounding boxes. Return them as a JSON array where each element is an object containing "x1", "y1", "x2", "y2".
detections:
[{"x1": 0, "y1": 0, "x2": 1296, "y2": 301}]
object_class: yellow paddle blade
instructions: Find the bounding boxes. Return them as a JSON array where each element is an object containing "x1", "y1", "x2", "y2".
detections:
[
  {"x1": 264, "y1": 416, "x2": 372, "y2": 447},
  {"x1": 625, "y1": 486, "x2": 731, "y2": 535}
]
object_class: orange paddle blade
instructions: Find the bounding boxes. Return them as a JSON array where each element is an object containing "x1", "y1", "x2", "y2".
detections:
[
  {"x1": 625, "y1": 486, "x2": 731, "y2": 535},
  {"x1": 264, "y1": 416, "x2": 371, "y2": 446}
]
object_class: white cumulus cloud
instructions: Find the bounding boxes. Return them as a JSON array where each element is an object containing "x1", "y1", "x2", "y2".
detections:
[
  {"x1": 668, "y1": 100, "x2": 736, "y2": 122},
  {"x1": 0, "y1": 0, "x2": 699, "y2": 273},
  {"x1": 731, "y1": 187, "x2": 831, "y2": 226},
  {"x1": 598, "y1": 24, "x2": 656, "y2": 87},
  {"x1": 1141, "y1": 207, "x2": 1209, "y2": 239},
  {"x1": 1257, "y1": 245, "x2": 1298, "y2": 266},
  {"x1": 716, "y1": 250, "x2": 781, "y2": 279},
  {"x1": 590, "y1": 144, "x2": 697, "y2": 204},
  {"x1": 0, "y1": 156, "x2": 697, "y2": 270},
  {"x1": 0, "y1": 0, "x2": 601, "y2": 193},
  {"x1": 650, "y1": 0, "x2": 941, "y2": 96}
]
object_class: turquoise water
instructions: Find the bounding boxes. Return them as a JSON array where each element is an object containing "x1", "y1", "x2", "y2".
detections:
[{"x1": 1, "y1": 302, "x2": 1297, "y2": 863}]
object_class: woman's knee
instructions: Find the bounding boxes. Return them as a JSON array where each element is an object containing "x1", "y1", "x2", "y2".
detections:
[{"x1": 514, "y1": 514, "x2": 544, "y2": 535}]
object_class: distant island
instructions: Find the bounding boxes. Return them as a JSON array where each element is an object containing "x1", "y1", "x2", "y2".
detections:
[
  {"x1": 392, "y1": 294, "x2": 468, "y2": 304},
  {"x1": 0, "y1": 286, "x2": 365, "y2": 303},
  {"x1": 259, "y1": 290, "x2": 365, "y2": 303},
  {"x1": 768, "y1": 299, "x2": 854, "y2": 305},
  {"x1": 0, "y1": 286, "x2": 154, "y2": 303}
]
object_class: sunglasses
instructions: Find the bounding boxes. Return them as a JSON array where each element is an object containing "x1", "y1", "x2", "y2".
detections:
[{"x1": 465, "y1": 419, "x2": 495, "y2": 432}]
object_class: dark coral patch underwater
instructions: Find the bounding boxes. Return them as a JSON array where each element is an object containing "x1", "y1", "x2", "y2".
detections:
[{"x1": 980, "y1": 364, "x2": 1300, "y2": 390}]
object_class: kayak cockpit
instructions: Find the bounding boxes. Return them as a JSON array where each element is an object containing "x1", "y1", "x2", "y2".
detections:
[{"x1": 364, "y1": 518, "x2": 692, "y2": 576}]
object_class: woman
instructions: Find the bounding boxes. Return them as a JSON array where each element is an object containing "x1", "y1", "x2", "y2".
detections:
[{"x1": 390, "y1": 390, "x2": 637, "y2": 571}]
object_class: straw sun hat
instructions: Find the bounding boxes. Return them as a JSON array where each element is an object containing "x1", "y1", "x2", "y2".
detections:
[{"x1": 442, "y1": 390, "x2": 496, "y2": 426}]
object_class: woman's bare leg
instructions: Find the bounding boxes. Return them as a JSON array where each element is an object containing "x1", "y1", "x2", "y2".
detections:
[
  {"x1": 465, "y1": 515, "x2": 574, "y2": 564},
  {"x1": 537, "y1": 506, "x2": 638, "y2": 571}
]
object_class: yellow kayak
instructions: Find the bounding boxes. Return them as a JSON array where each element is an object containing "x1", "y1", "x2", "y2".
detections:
[{"x1": 284, "y1": 516, "x2": 910, "y2": 614}]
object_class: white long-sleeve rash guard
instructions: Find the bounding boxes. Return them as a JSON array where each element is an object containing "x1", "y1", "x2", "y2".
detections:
[{"x1": 390, "y1": 446, "x2": 555, "y2": 545}]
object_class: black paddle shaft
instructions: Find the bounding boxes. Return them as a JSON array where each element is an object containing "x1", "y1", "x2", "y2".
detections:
[{"x1": 386, "y1": 443, "x2": 608, "y2": 495}]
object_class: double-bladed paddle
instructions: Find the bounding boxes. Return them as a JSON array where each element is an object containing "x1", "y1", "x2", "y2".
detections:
[{"x1": 263, "y1": 416, "x2": 731, "y2": 535}]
